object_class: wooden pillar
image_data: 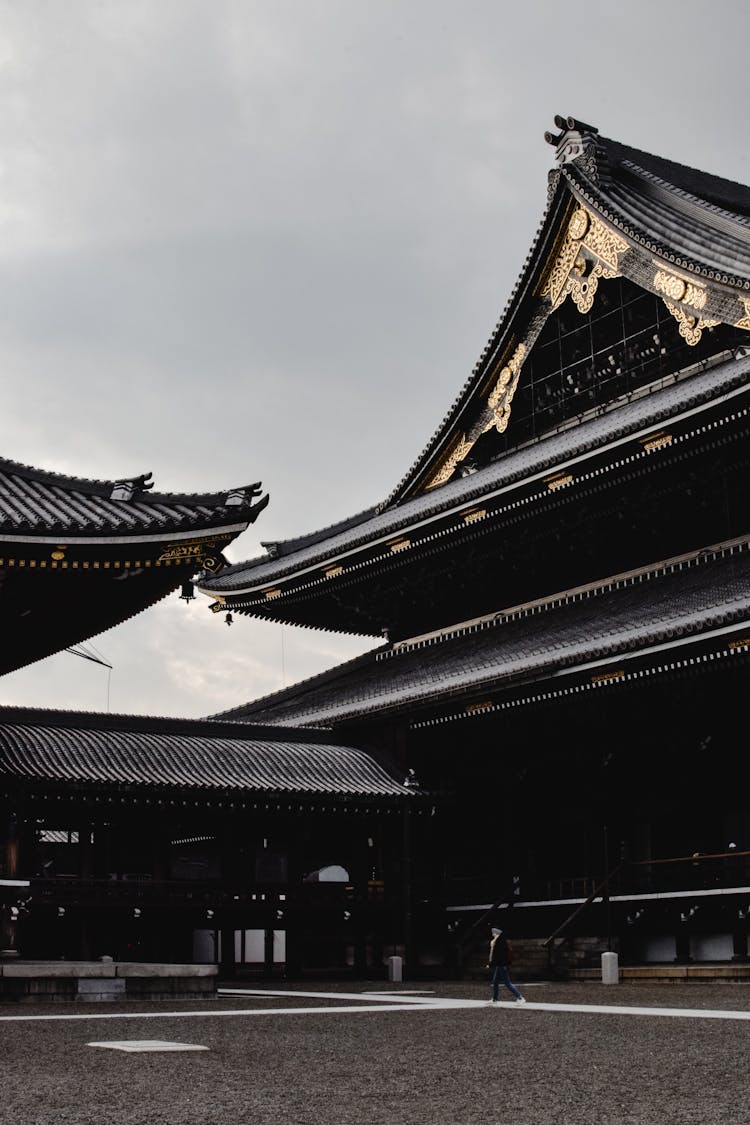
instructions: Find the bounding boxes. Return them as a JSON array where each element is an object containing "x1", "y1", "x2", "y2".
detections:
[
  {"x1": 152, "y1": 819, "x2": 170, "y2": 883},
  {"x1": 79, "y1": 822, "x2": 93, "y2": 878},
  {"x1": 76, "y1": 821, "x2": 94, "y2": 959},
  {"x1": 402, "y1": 800, "x2": 414, "y2": 975},
  {"x1": 732, "y1": 911, "x2": 749, "y2": 962},
  {"x1": 350, "y1": 821, "x2": 370, "y2": 978},
  {"x1": 5, "y1": 812, "x2": 18, "y2": 879},
  {"x1": 284, "y1": 837, "x2": 304, "y2": 979},
  {"x1": 674, "y1": 924, "x2": 692, "y2": 964}
]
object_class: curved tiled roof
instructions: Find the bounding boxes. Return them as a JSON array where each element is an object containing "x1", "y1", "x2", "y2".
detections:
[
  {"x1": 566, "y1": 148, "x2": 750, "y2": 290},
  {"x1": 381, "y1": 117, "x2": 750, "y2": 505},
  {"x1": 0, "y1": 458, "x2": 268, "y2": 538},
  {"x1": 0, "y1": 721, "x2": 413, "y2": 797},
  {"x1": 219, "y1": 541, "x2": 750, "y2": 727},
  {"x1": 597, "y1": 137, "x2": 750, "y2": 219},
  {"x1": 199, "y1": 118, "x2": 750, "y2": 588},
  {"x1": 0, "y1": 460, "x2": 271, "y2": 674},
  {"x1": 198, "y1": 352, "x2": 750, "y2": 597}
]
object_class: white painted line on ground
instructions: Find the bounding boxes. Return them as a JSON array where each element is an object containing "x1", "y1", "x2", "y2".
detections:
[
  {"x1": 0, "y1": 1002, "x2": 469, "y2": 1022},
  {"x1": 484, "y1": 1000, "x2": 750, "y2": 1020},
  {"x1": 88, "y1": 1040, "x2": 209, "y2": 1052},
  {"x1": 3, "y1": 990, "x2": 750, "y2": 1024},
  {"x1": 218, "y1": 988, "x2": 440, "y2": 1004},
  {"x1": 361, "y1": 990, "x2": 435, "y2": 996}
]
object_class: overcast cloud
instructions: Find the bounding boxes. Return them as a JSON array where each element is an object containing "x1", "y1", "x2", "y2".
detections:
[{"x1": 0, "y1": 0, "x2": 747, "y2": 718}]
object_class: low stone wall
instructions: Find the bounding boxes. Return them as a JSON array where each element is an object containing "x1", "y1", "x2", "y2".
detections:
[
  {"x1": 569, "y1": 962, "x2": 750, "y2": 983},
  {"x1": 0, "y1": 960, "x2": 218, "y2": 1003}
]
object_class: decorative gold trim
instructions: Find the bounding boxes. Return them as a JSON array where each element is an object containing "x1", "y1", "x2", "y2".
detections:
[
  {"x1": 653, "y1": 268, "x2": 707, "y2": 310},
  {"x1": 324, "y1": 564, "x2": 344, "y2": 578},
  {"x1": 540, "y1": 206, "x2": 629, "y2": 314},
  {"x1": 484, "y1": 342, "x2": 527, "y2": 435},
  {"x1": 736, "y1": 296, "x2": 750, "y2": 332},
  {"x1": 157, "y1": 539, "x2": 214, "y2": 564},
  {"x1": 568, "y1": 208, "x2": 590, "y2": 241},
  {"x1": 264, "y1": 588, "x2": 282, "y2": 599},
  {"x1": 591, "y1": 670, "x2": 625, "y2": 684},
  {"x1": 545, "y1": 472, "x2": 573, "y2": 491},
  {"x1": 421, "y1": 207, "x2": 628, "y2": 495},
  {"x1": 423, "y1": 340, "x2": 531, "y2": 491},
  {"x1": 465, "y1": 700, "x2": 493, "y2": 714},
  {"x1": 640, "y1": 432, "x2": 673, "y2": 452},
  {"x1": 388, "y1": 537, "x2": 411, "y2": 553},
  {"x1": 423, "y1": 435, "x2": 475, "y2": 490},
  {"x1": 662, "y1": 300, "x2": 721, "y2": 346},
  {"x1": 462, "y1": 508, "x2": 486, "y2": 524},
  {"x1": 728, "y1": 638, "x2": 750, "y2": 650},
  {"x1": 0, "y1": 555, "x2": 166, "y2": 569}
]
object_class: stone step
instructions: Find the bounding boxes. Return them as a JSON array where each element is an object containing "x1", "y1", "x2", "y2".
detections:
[{"x1": 569, "y1": 962, "x2": 750, "y2": 983}]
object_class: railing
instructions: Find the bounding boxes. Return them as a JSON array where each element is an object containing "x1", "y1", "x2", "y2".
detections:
[
  {"x1": 543, "y1": 862, "x2": 623, "y2": 972},
  {"x1": 541, "y1": 849, "x2": 750, "y2": 972}
]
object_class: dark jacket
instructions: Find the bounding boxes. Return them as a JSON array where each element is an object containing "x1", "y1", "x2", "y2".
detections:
[{"x1": 488, "y1": 933, "x2": 511, "y2": 967}]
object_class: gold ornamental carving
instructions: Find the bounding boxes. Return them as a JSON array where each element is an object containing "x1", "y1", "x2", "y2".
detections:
[
  {"x1": 484, "y1": 342, "x2": 527, "y2": 434},
  {"x1": 423, "y1": 435, "x2": 476, "y2": 490},
  {"x1": 540, "y1": 206, "x2": 629, "y2": 314},
  {"x1": 568, "y1": 208, "x2": 590, "y2": 241},
  {"x1": 654, "y1": 270, "x2": 686, "y2": 302},
  {"x1": 662, "y1": 301, "x2": 721, "y2": 346},
  {"x1": 423, "y1": 341, "x2": 529, "y2": 490},
  {"x1": 736, "y1": 296, "x2": 750, "y2": 332},
  {"x1": 653, "y1": 267, "x2": 707, "y2": 310},
  {"x1": 156, "y1": 534, "x2": 229, "y2": 566}
]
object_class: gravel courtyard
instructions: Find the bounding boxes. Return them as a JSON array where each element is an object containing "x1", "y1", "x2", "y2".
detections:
[{"x1": 2, "y1": 979, "x2": 749, "y2": 1125}]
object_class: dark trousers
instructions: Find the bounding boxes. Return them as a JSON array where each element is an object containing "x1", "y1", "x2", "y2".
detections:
[{"x1": 491, "y1": 964, "x2": 522, "y2": 1000}]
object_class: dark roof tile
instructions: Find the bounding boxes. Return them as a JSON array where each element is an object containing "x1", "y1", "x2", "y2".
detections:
[
  {"x1": 222, "y1": 544, "x2": 750, "y2": 727},
  {"x1": 200, "y1": 356, "x2": 749, "y2": 595},
  {"x1": 0, "y1": 456, "x2": 269, "y2": 539},
  {"x1": 0, "y1": 721, "x2": 414, "y2": 797}
]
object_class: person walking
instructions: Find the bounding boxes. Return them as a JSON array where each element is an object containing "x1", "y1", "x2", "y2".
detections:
[{"x1": 488, "y1": 927, "x2": 526, "y2": 1004}]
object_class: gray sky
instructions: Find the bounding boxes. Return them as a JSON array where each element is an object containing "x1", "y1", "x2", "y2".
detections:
[{"x1": 0, "y1": 0, "x2": 747, "y2": 718}]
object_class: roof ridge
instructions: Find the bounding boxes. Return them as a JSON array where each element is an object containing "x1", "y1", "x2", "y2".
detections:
[
  {"x1": 0, "y1": 454, "x2": 126, "y2": 493},
  {"x1": 0, "y1": 454, "x2": 266, "y2": 506},
  {"x1": 600, "y1": 134, "x2": 750, "y2": 208},
  {"x1": 253, "y1": 504, "x2": 380, "y2": 561},
  {"x1": 0, "y1": 703, "x2": 342, "y2": 742},
  {"x1": 564, "y1": 162, "x2": 750, "y2": 291},
  {"x1": 379, "y1": 186, "x2": 565, "y2": 509},
  {"x1": 617, "y1": 156, "x2": 750, "y2": 231}
]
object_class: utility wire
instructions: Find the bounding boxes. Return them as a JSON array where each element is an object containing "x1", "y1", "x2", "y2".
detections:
[
  {"x1": 65, "y1": 643, "x2": 113, "y2": 669},
  {"x1": 65, "y1": 642, "x2": 113, "y2": 712}
]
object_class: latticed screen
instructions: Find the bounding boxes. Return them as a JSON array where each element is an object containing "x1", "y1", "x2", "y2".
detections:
[{"x1": 486, "y1": 276, "x2": 745, "y2": 457}]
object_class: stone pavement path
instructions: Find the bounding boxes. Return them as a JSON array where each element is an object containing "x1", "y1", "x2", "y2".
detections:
[{"x1": 1, "y1": 980, "x2": 748, "y2": 1124}]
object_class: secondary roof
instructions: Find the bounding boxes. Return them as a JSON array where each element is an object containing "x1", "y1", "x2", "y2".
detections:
[
  {"x1": 0, "y1": 459, "x2": 268, "y2": 673},
  {"x1": 0, "y1": 707, "x2": 418, "y2": 802}
]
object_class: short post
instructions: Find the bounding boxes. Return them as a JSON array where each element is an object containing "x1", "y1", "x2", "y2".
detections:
[
  {"x1": 601, "y1": 950, "x2": 619, "y2": 984},
  {"x1": 387, "y1": 955, "x2": 403, "y2": 983}
]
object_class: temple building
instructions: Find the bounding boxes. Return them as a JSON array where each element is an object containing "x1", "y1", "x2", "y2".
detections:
[
  {"x1": 0, "y1": 461, "x2": 423, "y2": 975},
  {"x1": 2, "y1": 115, "x2": 749, "y2": 980},
  {"x1": 194, "y1": 116, "x2": 750, "y2": 976},
  {"x1": 0, "y1": 706, "x2": 425, "y2": 976}
]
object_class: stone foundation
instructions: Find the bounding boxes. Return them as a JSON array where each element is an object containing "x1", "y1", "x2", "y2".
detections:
[{"x1": 0, "y1": 961, "x2": 218, "y2": 1003}]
